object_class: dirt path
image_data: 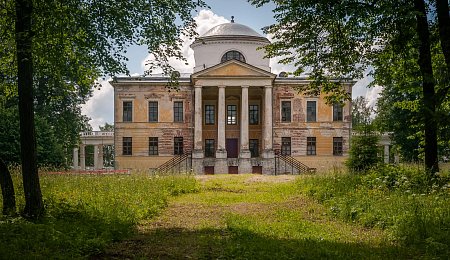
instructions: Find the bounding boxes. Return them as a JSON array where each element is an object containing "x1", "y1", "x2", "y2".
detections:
[{"x1": 95, "y1": 175, "x2": 401, "y2": 259}]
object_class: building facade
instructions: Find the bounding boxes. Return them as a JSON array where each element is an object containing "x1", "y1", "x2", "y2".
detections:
[{"x1": 111, "y1": 21, "x2": 354, "y2": 174}]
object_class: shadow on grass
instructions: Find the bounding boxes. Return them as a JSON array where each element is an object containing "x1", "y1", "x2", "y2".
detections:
[
  {"x1": 0, "y1": 209, "x2": 135, "y2": 259},
  {"x1": 93, "y1": 227, "x2": 416, "y2": 260}
]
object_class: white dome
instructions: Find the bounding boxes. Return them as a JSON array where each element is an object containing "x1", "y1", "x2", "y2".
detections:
[{"x1": 201, "y1": 22, "x2": 263, "y2": 38}]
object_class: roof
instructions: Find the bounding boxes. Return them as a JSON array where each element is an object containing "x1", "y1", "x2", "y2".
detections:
[{"x1": 201, "y1": 22, "x2": 263, "y2": 38}]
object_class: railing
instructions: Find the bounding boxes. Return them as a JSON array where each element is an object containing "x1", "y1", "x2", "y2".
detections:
[
  {"x1": 275, "y1": 151, "x2": 316, "y2": 175},
  {"x1": 155, "y1": 152, "x2": 192, "y2": 175},
  {"x1": 81, "y1": 131, "x2": 114, "y2": 137}
]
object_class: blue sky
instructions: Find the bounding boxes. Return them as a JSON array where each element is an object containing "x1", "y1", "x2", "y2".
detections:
[{"x1": 82, "y1": 1, "x2": 378, "y2": 130}]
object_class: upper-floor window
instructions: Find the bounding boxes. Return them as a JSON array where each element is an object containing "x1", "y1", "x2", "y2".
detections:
[
  {"x1": 174, "y1": 101, "x2": 183, "y2": 122},
  {"x1": 174, "y1": 137, "x2": 183, "y2": 155},
  {"x1": 227, "y1": 105, "x2": 237, "y2": 125},
  {"x1": 333, "y1": 103, "x2": 343, "y2": 121},
  {"x1": 123, "y1": 101, "x2": 132, "y2": 122},
  {"x1": 307, "y1": 101, "x2": 317, "y2": 122},
  {"x1": 281, "y1": 101, "x2": 291, "y2": 122},
  {"x1": 221, "y1": 50, "x2": 246, "y2": 63},
  {"x1": 307, "y1": 137, "x2": 316, "y2": 155},
  {"x1": 333, "y1": 137, "x2": 343, "y2": 156},
  {"x1": 149, "y1": 137, "x2": 158, "y2": 155},
  {"x1": 205, "y1": 105, "x2": 215, "y2": 125},
  {"x1": 249, "y1": 105, "x2": 259, "y2": 125},
  {"x1": 148, "y1": 101, "x2": 158, "y2": 122},
  {"x1": 123, "y1": 137, "x2": 132, "y2": 155}
]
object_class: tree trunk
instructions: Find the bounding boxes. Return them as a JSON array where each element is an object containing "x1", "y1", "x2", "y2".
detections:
[
  {"x1": 414, "y1": 0, "x2": 439, "y2": 173},
  {"x1": 0, "y1": 158, "x2": 16, "y2": 216},
  {"x1": 15, "y1": 0, "x2": 44, "y2": 219},
  {"x1": 435, "y1": 0, "x2": 450, "y2": 102}
]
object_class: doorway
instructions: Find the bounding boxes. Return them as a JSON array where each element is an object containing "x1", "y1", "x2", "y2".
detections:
[{"x1": 226, "y1": 139, "x2": 239, "y2": 158}]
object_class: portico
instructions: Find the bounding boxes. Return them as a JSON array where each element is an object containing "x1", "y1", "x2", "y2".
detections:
[{"x1": 191, "y1": 60, "x2": 276, "y2": 174}]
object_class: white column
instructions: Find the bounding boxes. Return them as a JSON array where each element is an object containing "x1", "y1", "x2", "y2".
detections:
[
  {"x1": 73, "y1": 147, "x2": 79, "y2": 170},
  {"x1": 216, "y1": 85, "x2": 227, "y2": 157},
  {"x1": 263, "y1": 85, "x2": 273, "y2": 153},
  {"x1": 240, "y1": 85, "x2": 250, "y2": 157},
  {"x1": 384, "y1": 145, "x2": 390, "y2": 163},
  {"x1": 80, "y1": 144, "x2": 86, "y2": 170},
  {"x1": 193, "y1": 85, "x2": 203, "y2": 155},
  {"x1": 98, "y1": 145, "x2": 104, "y2": 169},
  {"x1": 94, "y1": 145, "x2": 99, "y2": 170}
]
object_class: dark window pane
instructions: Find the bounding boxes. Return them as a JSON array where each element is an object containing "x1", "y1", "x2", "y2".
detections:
[
  {"x1": 123, "y1": 101, "x2": 132, "y2": 122},
  {"x1": 249, "y1": 139, "x2": 259, "y2": 157},
  {"x1": 333, "y1": 137, "x2": 343, "y2": 156},
  {"x1": 205, "y1": 139, "x2": 215, "y2": 157},
  {"x1": 307, "y1": 137, "x2": 316, "y2": 155},
  {"x1": 205, "y1": 105, "x2": 215, "y2": 125},
  {"x1": 148, "y1": 101, "x2": 158, "y2": 122},
  {"x1": 307, "y1": 101, "x2": 316, "y2": 122},
  {"x1": 281, "y1": 101, "x2": 291, "y2": 122},
  {"x1": 123, "y1": 137, "x2": 132, "y2": 155},
  {"x1": 221, "y1": 51, "x2": 246, "y2": 63},
  {"x1": 149, "y1": 137, "x2": 158, "y2": 155},
  {"x1": 281, "y1": 137, "x2": 291, "y2": 156},
  {"x1": 227, "y1": 105, "x2": 237, "y2": 125},
  {"x1": 249, "y1": 105, "x2": 259, "y2": 125},
  {"x1": 174, "y1": 101, "x2": 183, "y2": 122},
  {"x1": 174, "y1": 137, "x2": 183, "y2": 155},
  {"x1": 333, "y1": 103, "x2": 343, "y2": 121}
]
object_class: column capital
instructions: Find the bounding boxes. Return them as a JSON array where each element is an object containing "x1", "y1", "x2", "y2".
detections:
[
  {"x1": 264, "y1": 85, "x2": 273, "y2": 89},
  {"x1": 194, "y1": 85, "x2": 202, "y2": 89},
  {"x1": 241, "y1": 85, "x2": 249, "y2": 89},
  {"x1": 218, "y1": 85, "x2": 226, "y2": 89}
]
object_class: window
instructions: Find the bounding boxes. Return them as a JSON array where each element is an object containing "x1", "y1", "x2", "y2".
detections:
[
  {"x1": 221, "y1": 50, "x2": 246, "y2": 63},
  {"x1": 281, "y1": 137, "x2": 291, "y2": 155},
  {"x1": 307, "y1": 137, "x2": 316, "y2": 155},
  {"x1": 174, "y1": 137, "x2": 183, "y2": 155},
  {"x1": 173, "y1": 101, "x2": 183, "y2": 122},
  {"x1": 281, "y1": 101, "x2": 291, "y2": 122},
  {"x1": 249, "y1": 105, "x2": 259, "y2": 125},
  {"x1": 249, "y1": 139, "x2": 259, "y2": 157},
  {"x1": 333, "y1": 137, "x2": 343, "y2": 156},
  {"x1": 148, "y1": 101, "x2": 158, "y2": 122},
  {"x1": 333, "y1": 103, "x2": 343, "y2": 121},
  {"x1": 123, "y1": 101, "x2": 132, "y2": 122},
  {"x1": 205, "y1": 139, "x2": 215, "y2": 158},
  {"x1": 227, "y1": 105, "x2": 237, "y2": 125},
  {"x1": 307, "y1": 101, "x2": 317, "y2": 122},
  {"x1": 123, "y1": 137, "x2": 132, "y2": 155},
  {"x1": 149, "y1": 137, "x2": 158, "y2": 155},
  {"x1": 205, "y1": 105, "x2": 215, "y2": 125}
]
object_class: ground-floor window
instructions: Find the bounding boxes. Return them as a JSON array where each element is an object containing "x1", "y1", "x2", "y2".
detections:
[
  {"x1": 174, "y1": 137, "x2": 183, "y2": 155},
  {"x1": 333, "y1": 137, "x2": 343, "y2": 156},
  {"x1": 281, "y1": 137, "x2": 291, "y2": 156},
  {"x1": 307, "y1": 137, "x2": 316, "y2": 155},
  {"x1": 249, "y1": 139, "x2": 259, "y2": 157},
  {"x1": 123, "y1": 137, "x2": 132, "y2": 155},
  {"x1": 149, "y1": 137, "x2": 158, "y2": 155},
  {"x1": 205, "y1": 139, "x2": 215, "y2": 157}
]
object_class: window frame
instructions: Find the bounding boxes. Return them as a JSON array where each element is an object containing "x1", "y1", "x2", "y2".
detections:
[
  {"x1": 174, "y1": 137, "x2": 184, "y2": 155},
  {"x1": 122, "y1": 137, "x2": 132, "y2": 156},
  {"x1": 249, "y1": 139, "x2": 259, "y2": 157},
  {"x1": 227, "y1": 104, "x2": 238, "y2": 125},
  {"x1": 205, "y1": 105, "x2": 215, "y2": 125},
  {"x1": 307, "y1": 137, "x2": 316, "y2": 156},
  {"x1": 333, "y1": 137, "x2": 343, "y2": 156},
  {"x1": 221, "y1": 50, "x2": 246, "y2": 63},
  {"x1": 249, "y1": 105, "x2": 259, "y2": 125},
  {"x1": 205, "y1": 139, "x2": 215, "y2": 158},
  {"x1": 281, "y1": 137, "x2": 291, "y2": 156},
  {"x1": 306, "y1": 100, "x2": 317, "y2": 122},
  {"x1": 148, "y1": 137, "x2": 158, "y2": 156},
  {"x1": 173, "y1": 101, "x2": 184, "y2": 122},
  {"x1": 333, "y1": 103, "x2": 343, "y2": 121},
  {"x1": 122, "y1": 101, "x2": 133, "y2": 122},
  {"x1": 281, "y1": 101, "x2": 291, "y2": 122},
  {"x1": 148, "y1": 101, "x2": 158, "y2": 123}
]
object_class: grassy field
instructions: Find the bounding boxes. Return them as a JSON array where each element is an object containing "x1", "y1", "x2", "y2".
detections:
[{"x1": 1, "y1": 166, "x2": 449, "y2": 259}]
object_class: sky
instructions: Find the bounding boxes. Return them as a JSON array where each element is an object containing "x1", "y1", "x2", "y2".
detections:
[{"x1": 82, "y1": 0, "x2": 380, "y2": 130}]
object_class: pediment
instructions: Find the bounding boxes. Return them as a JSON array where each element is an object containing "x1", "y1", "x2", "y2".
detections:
[{"x1": 192, "y1": 60, "x2": 276, "y2": 79}]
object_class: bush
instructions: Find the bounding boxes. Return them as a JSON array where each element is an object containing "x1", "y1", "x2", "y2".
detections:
[{"x1": 346, "y1": 133, "x2": 381, "y2": 173}]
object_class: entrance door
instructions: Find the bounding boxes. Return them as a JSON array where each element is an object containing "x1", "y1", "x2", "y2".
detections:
[{"x1": 226, "y1": 139, "x2": 239, "y2": 158}]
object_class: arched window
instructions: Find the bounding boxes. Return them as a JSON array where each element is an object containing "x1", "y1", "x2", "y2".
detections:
[{"x1": 221, "y1": 51, "x2": 246, "y2": 63}]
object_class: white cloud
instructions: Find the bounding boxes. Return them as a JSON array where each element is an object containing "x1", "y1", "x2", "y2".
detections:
[
  {"x1": 141, "y1": 9, "x2": 229, "y2": 74},
  {"x1": 365, "y1": 85, "x2": 383, "y2": 108},
  {"x1": 81, "y1": 78, "x2": 114, "y2": 130}
]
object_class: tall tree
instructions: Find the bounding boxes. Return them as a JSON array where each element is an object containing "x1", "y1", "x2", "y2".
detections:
[
  {"x1": 250, "y1": 0, "x2": 450, "y2": 173},
  {"x1": 3, "y1": 0, "x2": 207, "y2": 219}
]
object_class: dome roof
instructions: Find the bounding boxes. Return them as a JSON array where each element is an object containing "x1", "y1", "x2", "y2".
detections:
[{"x1": 201, "y1": 22, "x2": 263, "y2": 38}]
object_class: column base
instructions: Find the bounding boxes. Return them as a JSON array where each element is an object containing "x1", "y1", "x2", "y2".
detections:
[
  {"x1": 262, "y1": 149, "x2": 275, "y2": 159},
  {"x1": 215, "y1": 149, "x2": 227, "y2": 159},
  {"x1": 192, "y1": 158, "x2": 204, "y2": 175},
  {"x1": 215, "y1": 158, "x2": 228, "y2": 174},
  {"x1": 262, "y1": 158, "x2": 275, "y2": 175},
  {"x1": 238, "y1": 158, "x2": 252, "y2": 174},
  {"x1": 239, "y1": 149, "x2": 251, "y2": 159},
  {"x1": 192, "y1": 149, "x2": 204, "y2": 159}
]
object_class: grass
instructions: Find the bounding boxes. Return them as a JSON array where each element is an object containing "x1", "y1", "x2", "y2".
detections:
[{"x1": 0, "y1": 171, "x2": 198, "y2": 259}]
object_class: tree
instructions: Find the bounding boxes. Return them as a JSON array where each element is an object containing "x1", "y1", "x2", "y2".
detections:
[
  {"x1": 249, "y1": 0, "x2": 450, "y2": 174},
  {"x1": 99, "y1": 123, "x2": 115, "y2": 168},
  {"x1": 2, "y1": 0, "x2": 207, "y2": 219}
]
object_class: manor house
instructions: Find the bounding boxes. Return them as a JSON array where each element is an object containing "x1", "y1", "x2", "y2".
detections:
[{"x1": 110, "y1": 20, "x2": 354, "y2": 174}]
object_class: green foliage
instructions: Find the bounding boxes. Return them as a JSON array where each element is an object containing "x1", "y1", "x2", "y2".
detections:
[
  {"x1": 0, "y1": 172, "x2": 198, "y2": 258},
  {"x1": 297, "y1": 166, "x2": 450, "y2": 257},
  {"x1": 346, "y1": 133, "x2": 381, "y2": 173}
]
